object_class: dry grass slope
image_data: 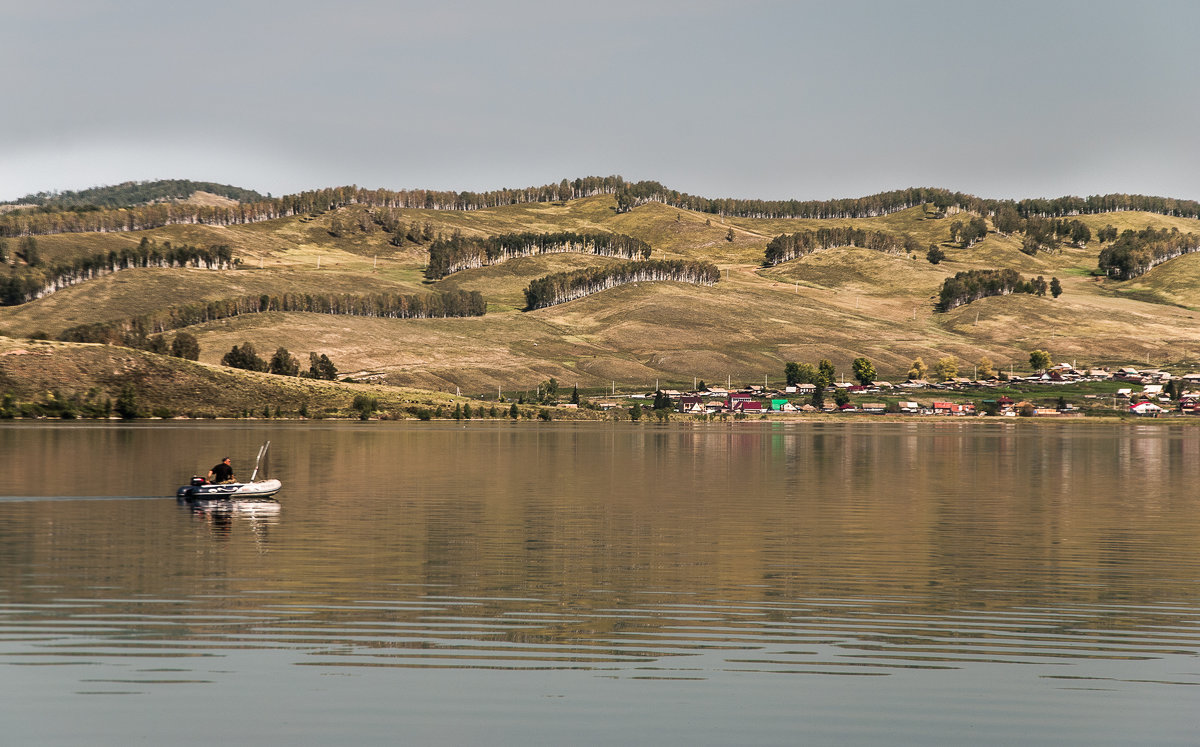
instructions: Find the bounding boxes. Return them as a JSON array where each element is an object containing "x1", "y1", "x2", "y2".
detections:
[{"x1": 7, "y1": 193, "x2": 1200, "y2": 397}]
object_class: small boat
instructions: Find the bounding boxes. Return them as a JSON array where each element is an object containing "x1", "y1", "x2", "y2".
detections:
[
  {"x1": 177, "y1": 441, "x2": 281, "y2": 501},
  {"x1": 177, "y1": 478, "x2": 282, "y2": 501}
]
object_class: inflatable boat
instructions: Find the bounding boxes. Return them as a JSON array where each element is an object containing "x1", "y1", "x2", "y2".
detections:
[
  {"x1": 177, "y1": 441, "x2": 281, "y2": 501},
  {"x1": 177, "y1": 477, "x2": 282, "y2": 500}
]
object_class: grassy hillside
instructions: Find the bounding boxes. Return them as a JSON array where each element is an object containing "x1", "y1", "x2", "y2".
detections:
[
  {"x1": 7, "y1": 190, "x2": 1200, "y2": 397},
  {"x1": 0, "y1": 336, "x2": 562, "y2": 419}
]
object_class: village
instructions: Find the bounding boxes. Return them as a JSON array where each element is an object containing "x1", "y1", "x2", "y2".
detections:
[{"x1": 582, "y1": 364, "x2": 1200, "y2": 418}]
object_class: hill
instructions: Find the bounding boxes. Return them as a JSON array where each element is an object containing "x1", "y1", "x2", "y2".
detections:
[
  {"x1": 6, "y1": 179, "x2": 1200, "y2": 400},
  {"x1": 0, "y1": 336, "x2": 559, "y2": 419},
  {"x1": 2, "y1": 179, "x2": 263, "y2": 211}
]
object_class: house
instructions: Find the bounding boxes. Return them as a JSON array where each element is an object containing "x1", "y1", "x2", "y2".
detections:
[
  {"x1": 727, "y1": 393, "x2": 752, "y2": 408},
  {"x1": 733, "y1": 400, "x2": 765, "y2": 413},
  {"x1": 1130, "y1": 401, "x2": 1163, "y2": 416},
  {"x1": 860, "y1": 402, "x2": 886, "y2": 414},
  {"x1": 795, "y1": 383, "x2": 816, "y2": 394},
  {"x1": 932, "y1": 401, "x2": 974, "y2": 415},
  {"x1": 677, "y1": 396, "x2": 705, "y2": 413},
  {"x1": 899, "y1": 401, "x2": 921, "y2": 413},
  {"x1": 769, "y1": 398, "x2": 791, "y2": 411}
]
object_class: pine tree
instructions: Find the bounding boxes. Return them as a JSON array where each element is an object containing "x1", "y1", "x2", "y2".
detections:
[
  {"x1": 222, "y1": 342, "x2": 267, "y2": 372},
  {"x1": 817, "y1": 359, "x2": 836, "y2": 388},
  {"x1": 268, "y1": 347, "x2": 299, "y2": 376},
  {"x1": 115, "y1": 384, "x2": 138, "y2": 419},
  {"x1": 784, "y1": 362, "x2": 801, "y2": 386},
  {"x1": 170, "y1": 332, "x2": 200, "y2": 360}
]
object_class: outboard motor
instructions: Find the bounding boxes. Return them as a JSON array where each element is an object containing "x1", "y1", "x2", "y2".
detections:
[{"x1": 190, "y1": 476, "x2": 206, "y2": 486}]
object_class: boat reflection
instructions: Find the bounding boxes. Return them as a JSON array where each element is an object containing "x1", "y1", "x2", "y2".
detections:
[{"x1": 181, "y1": 497, "x2": 280, "y2": 541}]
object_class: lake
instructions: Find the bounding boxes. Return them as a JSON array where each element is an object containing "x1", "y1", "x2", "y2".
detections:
[{"x1": 2, "y1": 420, "x2": 1200, "y2": 745}]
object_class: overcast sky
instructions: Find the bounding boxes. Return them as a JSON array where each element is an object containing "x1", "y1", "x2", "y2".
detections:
[{"x1": 3, "y1": 0, "x2": 1198, "y2": 202}]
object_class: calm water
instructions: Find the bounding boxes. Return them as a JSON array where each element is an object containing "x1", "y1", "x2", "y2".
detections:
[{"x1": 2, "y1": 421, "x2": 1200, "y2": 745}]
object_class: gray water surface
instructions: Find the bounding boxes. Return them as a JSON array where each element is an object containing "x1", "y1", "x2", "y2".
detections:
[{"x1": 2, "y1": 421, "x2": 1199, "y2": 745}]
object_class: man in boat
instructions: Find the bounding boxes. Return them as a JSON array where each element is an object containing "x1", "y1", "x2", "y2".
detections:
[{"x1": 207, "y1": 457, "x2": 236, "y2": 484}]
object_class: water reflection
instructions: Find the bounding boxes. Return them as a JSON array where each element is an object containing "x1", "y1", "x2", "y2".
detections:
[
  {"x1": 3, "y1": 422, "x2": 1200, "y2": 742},
  {"x1": 181, "y1": 499, "x2": 280, "y2": 542}
]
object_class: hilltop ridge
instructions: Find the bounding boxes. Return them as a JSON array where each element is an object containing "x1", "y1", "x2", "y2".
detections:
[{"x1": 2, "y1": 179, "x2": 263, "y2": 212}]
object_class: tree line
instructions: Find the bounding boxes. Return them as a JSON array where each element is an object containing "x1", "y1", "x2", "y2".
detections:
[
  {"x1": 57, "y1": 289, "x2": 487, "y2": 348},
  {"x1": 615, "y1": 180, "x2": 1200, "y2": 221},
  {"x1": 0, "y1": 176, "x2": 631, "y2": 238},
  {"x1": 764, "y1": 227, "x2": 921, "y2": 265},
  {"x1": 1096, "y1": 227, "x2": 1200, "y2": 280},
  {"x1": 937, "y1": 269, "x2": 1059, "y2": 312},
  {"x1": 222, "y1": 343, "x2": 339, "y2": 381},
  {"x1": 1, "y1": 238, "x2": 232, "y2": 305},
  {"x1": 989, "y1": 209, "x2": 1097, "y2": 255},
  {"x1": 426, "y1": 231, "x2": 652, "y2": 279},
  {"x1": 4, "y1": 179, "x2": 263, "y2": 211},
  {"x1": 10, "y1": 174, "x2": 1200, "y2": 239},
  {"x1": 524, "y1": 260, "x2": 720, "y2": 310}
]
